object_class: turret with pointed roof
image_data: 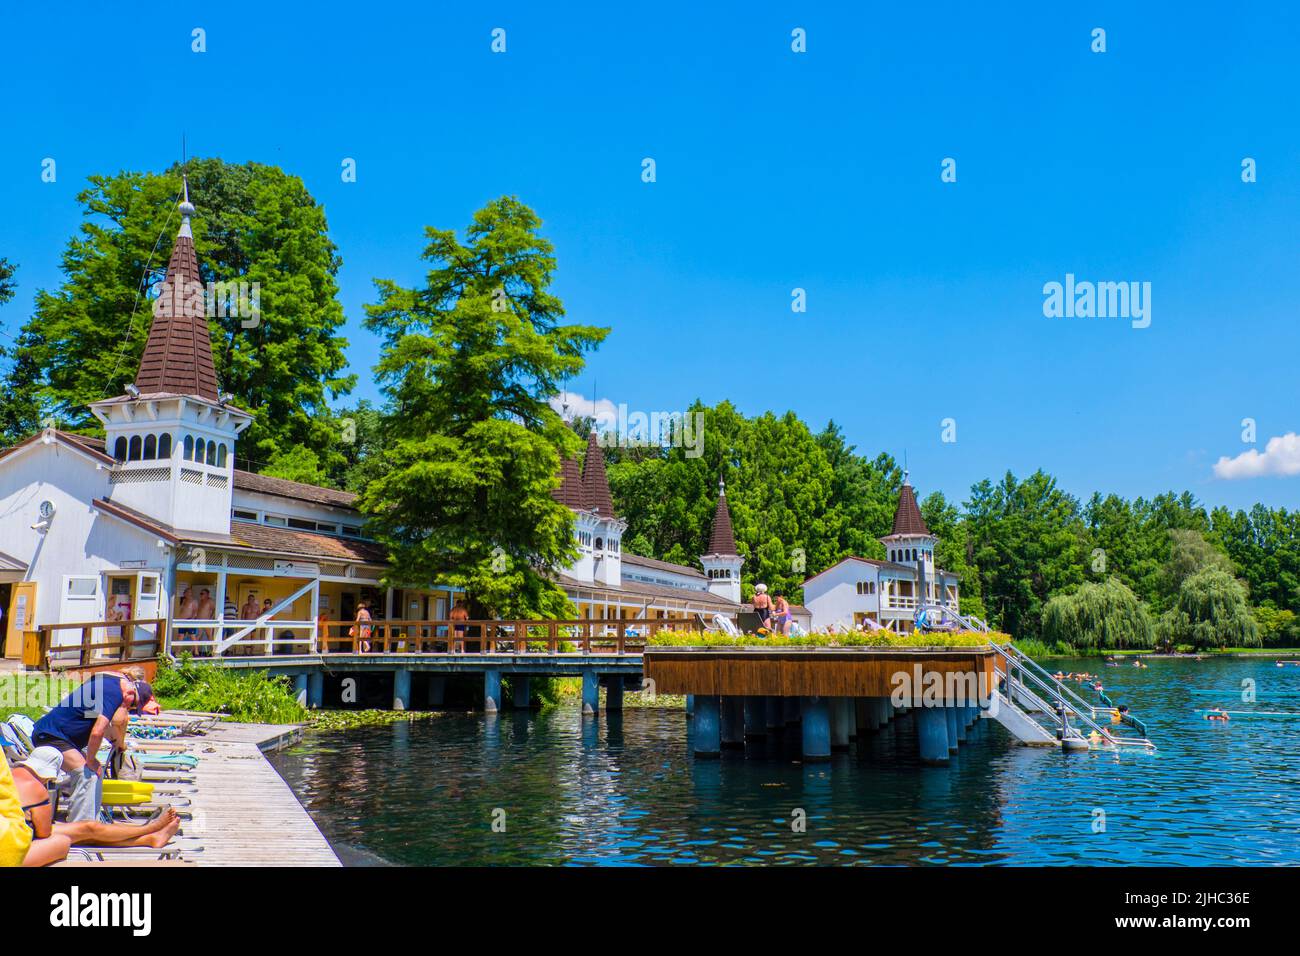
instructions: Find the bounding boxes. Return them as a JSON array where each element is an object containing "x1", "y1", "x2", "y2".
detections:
[
  {"x1": 551, "y1": 452, "x2": 585, "y2": 509},
  {"x1": 88, "y1": 184, "x2": 251, "y2": 536},
  {"x1": 889, "y1": 476, "x2": 930, "y2": 537},
  {"x1": 701, "y1": 477, "x2": 743, "y2": 603},
  {"x1": 581, "y1": 431, "x2": 615, "y2": 516},
  {"x1": 132, "y1": 180, "x2": 221, "y2": 401}
]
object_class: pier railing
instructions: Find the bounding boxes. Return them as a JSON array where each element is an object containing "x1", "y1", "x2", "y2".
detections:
[
  {"x1": 159, "y1": 618, "x2": 695, "y2": 658},
  {"x1": 34, "y1": 618, "x2": 167, "y2": 670}
]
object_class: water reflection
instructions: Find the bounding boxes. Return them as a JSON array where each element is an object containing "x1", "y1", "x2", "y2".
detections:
[{"x1": 267, "y1": 657, "x2": 1300, "y2": 866}]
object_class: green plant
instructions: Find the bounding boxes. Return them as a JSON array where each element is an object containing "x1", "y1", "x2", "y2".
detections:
[
  {"x1": 155, "y1": 653, "x2": 307, "y2": 723},
  {"x1": 646, "y1": 629, "x2": 1006, "y2": 649}
]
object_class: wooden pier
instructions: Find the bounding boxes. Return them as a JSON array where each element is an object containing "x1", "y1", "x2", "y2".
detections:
[{"x1": 185, "y1": 722, "x2": 339, "y2": 867}]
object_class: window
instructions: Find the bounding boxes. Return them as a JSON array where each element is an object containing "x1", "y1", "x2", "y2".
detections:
[
  {"x1": 158, "y1": 434, "x2": 172, "y2": 459},
  {"x1": 216, "y1": 444, "x2": 227, "y2": 467},
  {"x1": 264, "y1": 515, "x2": 287, "y2": 527},
  {"x1": 195, "y1": 438, "x2": 206, "y2": 464},
  {"x1": 113, "y1": 437, "x2": 127, "y2": 461},
  {"x1": 127, "y1": 436, "x2": 141, "y2": 461},
  {"x1": 183, "y1": 435, "x2": 194, "y2": 460},
  {"x1": 143, "y1": 434, "x2": 157, "y2": 460},
  {"x1": 341, "y1": 526, "x2": 363, "y2": 537},
  {"x1": 232, "y1": 509, "x2": 258, "y2": 521},
  {"x1": 206, "y1": 441, "x2": 217, "y2": 466},
  {"x1": 595, "y1": 537, "x2": 604, "y2": 551}
]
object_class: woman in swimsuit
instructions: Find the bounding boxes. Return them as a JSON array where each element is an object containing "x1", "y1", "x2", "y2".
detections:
[
  {"x1": 10, "y1": 747, "x2": 181, "y2": 867},
  {"x1": 752, "y1": 584, "x2": 773, "y2": 633},
  {"x1": 774, "y1": 594, "x2": 793, "y2": 636}
]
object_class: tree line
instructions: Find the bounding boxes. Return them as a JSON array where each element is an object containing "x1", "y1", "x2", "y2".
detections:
[{"x1": 1, "y1": 159, "x2": 1294, "y2": 648}]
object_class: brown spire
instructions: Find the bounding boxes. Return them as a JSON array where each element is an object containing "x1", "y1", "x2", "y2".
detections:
[
  {"x1": 133, "y1": 182, "x2": 221, "y2": 402},
  {"x1": 581, "y1": 431, "x2": 615, "y2": 516},
  {"x1": 705, "y1": 477, "x2": 738, "y2": 555},
  {"x1": 890, "y1": 473, "x2": 931, "y2": 536},
  {"x1": 551, "y1": 452, "x2": 585, "y2": 509}
]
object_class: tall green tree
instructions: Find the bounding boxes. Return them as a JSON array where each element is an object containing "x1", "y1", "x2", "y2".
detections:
[
  {"x1": 0, "y1": 159, "x2": 355, "y2": 473},
  {"x1": 358, "y1": 196, "x2": 607, "y2": 617},
  {"x1": 1041, "y1": 578, "x2": 1155, "y2": 650},
  {"x1": 1158, "y1": 568, "x2": 1260, "y2": 649},
  {"x1": 0, "y1": 257, "x2": 14, "y2": 304}
]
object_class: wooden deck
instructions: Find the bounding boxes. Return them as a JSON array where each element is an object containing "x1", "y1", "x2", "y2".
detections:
[{"x1": 185, "y1": 722, "x2": 339, "y2": 867}]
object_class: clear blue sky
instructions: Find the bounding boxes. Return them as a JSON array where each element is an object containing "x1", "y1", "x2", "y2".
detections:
[{"x1": 2, "y1": 2, "x2": 1298, "y2": 512}]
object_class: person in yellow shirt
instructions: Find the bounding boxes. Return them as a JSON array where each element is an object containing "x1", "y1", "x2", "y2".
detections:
[{"x1": 0, "y1": 753, "x2": 32, "y2": 867}]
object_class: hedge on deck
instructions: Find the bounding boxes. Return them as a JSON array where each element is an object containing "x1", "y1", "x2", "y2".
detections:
[{"x1": 646, "y1": 630, "x2": 1007, "y2": 649}]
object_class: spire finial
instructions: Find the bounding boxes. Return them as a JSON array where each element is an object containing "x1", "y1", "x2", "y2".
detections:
[{"x1": 718, "y1": 474, "x2": 726, "y2": 496}]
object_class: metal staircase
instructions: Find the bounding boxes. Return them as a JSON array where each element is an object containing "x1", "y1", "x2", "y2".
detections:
[{"x1": 915, "y1": 603, "x2": 1155, "y2": 751}]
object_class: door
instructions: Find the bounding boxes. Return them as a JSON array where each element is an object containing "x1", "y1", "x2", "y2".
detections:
[
  {"x1": 4, "y1": 581, "x2": 36, "y2": 659},
  {"x1": 56, "y1": 575, "x2": 101, "y2": 663},
  {"x1": 134, "y1": 572, "x2": 161, "y2": 657}
]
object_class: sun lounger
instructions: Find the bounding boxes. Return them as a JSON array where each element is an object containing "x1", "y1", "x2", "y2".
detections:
[{"x1": 53, "y1": 858, "x2": 197, "y2": 867}]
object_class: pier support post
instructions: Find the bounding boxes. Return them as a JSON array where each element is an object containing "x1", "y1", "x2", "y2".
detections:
[
  {"x1": 784, "y1": 696, "x2": 802, "y2": 726},
  {"x1": 744, "y1": 696, "x2": 767, "y2": 738},
  {"x1": 855, "y1": 698, "x2": 869, "y2": 735},
  {"x1": 307, "y1": 671, "x2": 324, "y2": 709},
  {"x1": 581, "y1": 670, "x2": 600, "y2": 716},
  {"x1": 800, "y1": 696, "x2": 831, "y2": 762},
  {"x1": 721, "y1": 696, "x2": 745, "y2": 748},
  {"x1": 915, "y1": 707, "x2": 950, "y2": 765},
  {"x1": 830, "y1": 698, "x2": 852, "y2": 751},
  {"x1": 876, "y1": 697, "x2": 893, "y2": 727},
  {"x1": 393, "y1": 669, "x2": 411, "y2": 711},
  {"x1": 427, "y1": 675, "x2": 446, "y2": 708},
  {"x1": 293, "y1": 673, "x2": 308, "y2": 707},
  {"x1": 484, "y1": 669, "x2": 502, "y2": 714},
  {"x1": 864, "y1": 697, "x2": 882, "y2": 732},
  {"x1": 685, "y1": 694, "x2": 695, "y2": 717},
  {"x1": 605, "y1": 677, "x2": 623, "y2": 711},
  {"x1": 954, "y1": 703, "x2": 968, "y2": 743},
  {"x1": 765, "y1": 696, "x2": 783, "y2": 731},
  {"x1": 693, "y1": 695, "x2": 721, "y2": 757},
  {"x1": 513, "y1": 676, "x2": 531, "y2": 710},
  {"x1": 944, "y1": 705, "x2": 960, "y2": 752}
]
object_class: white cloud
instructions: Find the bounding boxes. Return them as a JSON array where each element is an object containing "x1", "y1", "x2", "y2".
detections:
[
  {"x1": 549, "y1": 390, "x2": 617, "y2": 427},
  {"x1": 1212, "y1": 432, "x2": 1300, "y2": 479}
]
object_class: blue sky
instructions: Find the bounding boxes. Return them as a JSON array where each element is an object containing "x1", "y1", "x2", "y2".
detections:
[{"x1": 2, "y1": 2, "x2": 1298, "y2": 512}]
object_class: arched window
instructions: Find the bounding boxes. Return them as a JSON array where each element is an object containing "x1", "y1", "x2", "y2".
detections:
[
  {"x1": 216, "y1": 444, "x2": 227, "y2": 467},
  {"x1": 183, "y1": 435, "x2": 194, "y2": 460},
  {"x1": 594, "y1": 537, "x2": 604, "y2": 551},
  {"x1": 206, "y1": 441, "x2": 217, "y2": 466},
  {"x1": 143, "y1": 434, "x2": 157, "y2": 460},
  {"x1": 158, "y1": 434, "x2": 172, "y2": 460},
  {"x1": 113, "y1": 437, "x2": 127, "y2": 461},
  {"x1": 195, "y1": 439, "x2": 206, "y2": 464},
  {"x1": 128, "y1": 436, "x2": 141, "y2": 461}
]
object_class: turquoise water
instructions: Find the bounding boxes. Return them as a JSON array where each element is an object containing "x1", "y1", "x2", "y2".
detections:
[{"x1": 267, "y1": 657, "x2": 1300, "y2": 865}]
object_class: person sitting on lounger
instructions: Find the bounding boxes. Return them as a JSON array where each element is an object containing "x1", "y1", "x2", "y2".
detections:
[{"x1": 9, "y1": 747, "x2": 181, "y2": 867}]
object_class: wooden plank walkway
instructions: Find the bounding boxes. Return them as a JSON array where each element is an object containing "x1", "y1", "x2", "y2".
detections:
[{"x1": 184, "y1": 722, "x2": 340, "y2": 867}]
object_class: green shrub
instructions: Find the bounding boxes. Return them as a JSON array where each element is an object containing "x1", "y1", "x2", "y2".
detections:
[
  {"x1": 646, "y1": 629, "x2": 1006, "y2": 649},
  {"x1": 155, "y1": 653, "x2": 307, "y2": 724}
]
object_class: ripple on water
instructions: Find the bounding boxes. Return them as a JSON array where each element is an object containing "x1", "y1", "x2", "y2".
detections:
[{"x1": 265, "y1": 657, "x2": 1300, "y2": 866}]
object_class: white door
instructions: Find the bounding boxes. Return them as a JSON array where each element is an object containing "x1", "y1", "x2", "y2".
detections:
[
  {"x1": 134, "y1": 572, "x2": 161, "y2": 657},
  {"x1": 55, "y1": 575, "x2": 101, "y2": 662}
]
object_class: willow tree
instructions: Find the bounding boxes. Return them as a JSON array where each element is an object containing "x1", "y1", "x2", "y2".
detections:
[
  {"x1": 1158, "y1": 569, "x2": 1260, "y2": 649},
  {"x1": 1041, "y1": 578, "x2": 1155, "y2": 650},
  {"x1": 359, "y1": 196, "x2": 607, "y2": 617}
]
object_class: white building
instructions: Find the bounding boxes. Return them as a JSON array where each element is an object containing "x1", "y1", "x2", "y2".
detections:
[
  {"x1": 0, "y1": 187, "x2": 742, "y2": 662},
  {"x1": 801, "y1": 475, "x2": 961, "y2": 633}
]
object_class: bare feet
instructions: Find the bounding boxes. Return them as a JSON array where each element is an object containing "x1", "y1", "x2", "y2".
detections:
[
  {"x1": 141, "y1": 806, "x2": 178, "y2": 835},
  {"x1": 144, "y1": 813, "x2": 182, "y2": 848}
]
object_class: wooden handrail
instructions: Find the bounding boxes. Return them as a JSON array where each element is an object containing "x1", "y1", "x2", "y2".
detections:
[
  {"x1": 38, "y1": 618, "x2": 167, "y2": 670},
  {"x1": 313, "y1": 618, "x2": 690, "y2": 655}
]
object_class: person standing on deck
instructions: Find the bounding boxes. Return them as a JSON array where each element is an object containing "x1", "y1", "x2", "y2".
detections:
[
  {"x1": 354, "y1": 600, "x2": 373, "y2": 652},
  {"x1": 773, "y1": 594, "x2": 793, "y2": 636},
  {"x1": 196, "y1": 589, "x2": 216, "y2": 657},
  {"x1": 177, "y1": 586, "x2": 200, "y2": 653},
  {"x1": 752, "y1": 584, "x2": 773, "y2": 635},
  {"x1": 449, "y1": 600, "x2": 469, "y2": 650}
]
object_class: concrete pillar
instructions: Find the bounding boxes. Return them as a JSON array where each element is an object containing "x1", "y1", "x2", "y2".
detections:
[
  {"x1": 605, "y1": 677, "x2": 623, "y2": 711},
  {"x1": 784, "y1": 696, "x2": 802, "y2": 726},
  {"x1": 581, "y1": 669, "x2": 600, "y2": 716},
  {"x1": 855, "y1": 698, "x2": 870, "y2": 735},
  {"x1": 721, "y1": 696, "x2": 745, "y2": 748},
  {"x1": 513, "y1": 676, "x2": 530, "y2": 710},
  {"x1": 954, "y1": 704, "x2": 968, "y2": 743},
  {"x1": 876, "y1": 697, "x2": 893, "y2": 727},
  {"x1": 685, "y1": 694, "x2": 695, "y2": 717},
  {"x1": 800, "y1": 696, "x2": 831, "y2": 762},
  {"x1": 944, "y1": 705, "x2": 959, "y2": 752},
  {"x1": 744, "y1": 696, "x2": 766, "y2": 738},
  {"x1": 830, "y1": 698, "x2": 852, "y2": 751},
  {"x1": 765, "y1": 696, "x2": 783, "y2": 730},
  {"x1": 693, "y1": 694, "x2": 720, "y2": 757},
  {"x1": 393, "y1": 669, "x2": 411, "y2": 711},
  {"x1": 484, "y1": 669, "x2": 502, "y2": 714},
  {"x1": 307, "y1": 671, "x2": 324, "y2": 709},
  {"x1": 427, "y1": 675, "x2": 446, "y2": 707},
  {"x1": 293, "y1": 673, "x2": 308, "y2": 707},
  {"x1": 915, "y1": 707, "x2": 950, "y2": 764},
  {"x1": 863, "y1": 697, "x2": 881, "y2": 731}
]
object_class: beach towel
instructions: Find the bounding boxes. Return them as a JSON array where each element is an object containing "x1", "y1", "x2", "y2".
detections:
[{"x1": 64, "y1": 766, "x2": 103, "y2": 823}]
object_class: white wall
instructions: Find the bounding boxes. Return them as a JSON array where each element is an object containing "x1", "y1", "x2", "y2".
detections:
[
  {"x1": 803, "y1": 560, "x2": 881, "y2": 631},
  {"x1": 0, "y1": 440, "x2": 169, "y2": 628}
]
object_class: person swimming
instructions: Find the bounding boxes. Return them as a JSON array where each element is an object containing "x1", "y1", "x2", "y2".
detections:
[{"x1": 1206, "y1": 707, "x2": 1230, "y2": 722}]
